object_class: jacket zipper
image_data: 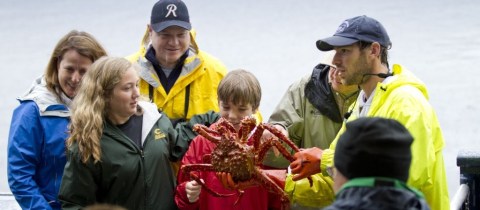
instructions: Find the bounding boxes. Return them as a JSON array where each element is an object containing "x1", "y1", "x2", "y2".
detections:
[{"x1": 141, "y1": 149, "x2": 147, "y2": 210}]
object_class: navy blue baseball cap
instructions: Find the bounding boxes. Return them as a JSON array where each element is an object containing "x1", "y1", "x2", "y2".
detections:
[
  {"x1": 151, "y1": 0, "x2": 191, "y2": 32},
  {"x1": 316, "y1": 15, "x2": 392, "y2": 51}
]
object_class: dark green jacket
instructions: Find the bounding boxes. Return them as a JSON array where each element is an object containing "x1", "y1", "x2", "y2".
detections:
[{"x1": 59, "y1": 101, "x2": 188, "y2": 210}]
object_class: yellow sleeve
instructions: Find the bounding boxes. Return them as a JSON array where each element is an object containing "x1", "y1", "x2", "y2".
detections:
[
  {"x1": 320, "y1": 149, "x2": 335, "y2": 175},
  {"x1": 284, "y1": 173, "x2": 334, "y2": 208},
  {"x1": 372, "y1": 82, "x2": 449, "y2": 210},
  {"x1": 254, "y1": 110, "x2": 263, "y2": 124},
  {"x1": 320, "y1": 122, "x2": 344, "y2": 174}
]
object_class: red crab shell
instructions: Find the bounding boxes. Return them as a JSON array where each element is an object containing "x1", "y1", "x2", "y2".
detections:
[
  {"x1": 210, "y1": 136, "x2": 256, "y2": 182},
  {"x1": 179, "y1": 116, "x2": 311, "y2": 209}
]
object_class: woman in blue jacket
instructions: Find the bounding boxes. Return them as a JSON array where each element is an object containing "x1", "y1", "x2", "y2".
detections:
[{"x1": 7, "y1": 30, "x2": 107, "y2": 210}]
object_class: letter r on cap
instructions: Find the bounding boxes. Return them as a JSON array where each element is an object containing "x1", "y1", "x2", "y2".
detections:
[{"x1": 165, "y1": 4, "x2": 177, "y2": 17}]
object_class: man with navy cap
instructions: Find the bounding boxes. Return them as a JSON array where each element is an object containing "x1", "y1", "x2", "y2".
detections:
[
  {"x1": 127, "y1": 0, "x2": 227, "y2": 126},
  {"x1": 289, "y1": 15, "x2": 449, "y2": 210}
]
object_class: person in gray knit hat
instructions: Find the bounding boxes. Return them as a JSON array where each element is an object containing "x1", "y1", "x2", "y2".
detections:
[{"x1": 324, "y1": 117, "x2": 430, "y2": 210}]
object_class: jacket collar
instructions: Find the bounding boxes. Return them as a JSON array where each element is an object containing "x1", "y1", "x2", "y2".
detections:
[
  {"x1": 304, "y1": 64, "x2": 343, "y2": 123},
  {"x1": 338, "y1": 177, "x2": 424, "y2": 199},
  {"x1": 18, "y1": 76, "x2": 70, "y2": 117}
]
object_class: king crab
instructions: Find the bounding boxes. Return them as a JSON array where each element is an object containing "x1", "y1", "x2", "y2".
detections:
[{"x1": 179, "y1": 116, "x2": 312, "y2": 209}]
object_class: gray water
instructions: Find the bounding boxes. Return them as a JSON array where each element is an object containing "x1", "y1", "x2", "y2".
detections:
[{"x1": 1, "y1": 0, "x2": 479, "y2": 208}]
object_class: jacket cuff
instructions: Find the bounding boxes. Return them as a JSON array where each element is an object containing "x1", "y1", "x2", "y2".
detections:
[{"x1": 321, "y1": 149, "x2": 334, "y2": 176}]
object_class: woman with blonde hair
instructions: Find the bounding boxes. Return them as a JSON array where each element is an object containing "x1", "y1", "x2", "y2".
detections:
[
  {"x1": 8, "y1": 30, "x2": 107, "y2": 210},
  {"x1": 59, "y1": 57, "x2": 187, "y2": 210}
]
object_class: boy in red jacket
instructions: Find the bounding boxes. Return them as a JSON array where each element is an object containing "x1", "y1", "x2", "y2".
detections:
[{"x1": 175, "y1": 69, "x2": 282, "y2": 210}]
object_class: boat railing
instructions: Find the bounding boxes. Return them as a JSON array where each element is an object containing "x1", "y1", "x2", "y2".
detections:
[{"x1": 453, "y1": 149, "x2": 480, "y2": 210}]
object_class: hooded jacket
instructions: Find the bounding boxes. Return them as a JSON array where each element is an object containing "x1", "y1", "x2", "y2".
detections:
[
  {"x1": 8, "y1": 76, "x2": 70, "y2": 210},
  {"x1": 321, "y1": 64, "x2": 449, "y2": 210},
  {"x1": 127, "y1": 29, "x2": 227, "y2": 121},
  {"x1": 264, "y1": 64, "x2": 357, "y2": 208},
  {"x1": 267, "y1": 64, "x2": 356, "y2": 155},
  {"x1": 58, "y1": 101, "x2": 188, "y2": 210},
  {"x1": 324, "y1": 185, "x2": 430, "y2": 210}
]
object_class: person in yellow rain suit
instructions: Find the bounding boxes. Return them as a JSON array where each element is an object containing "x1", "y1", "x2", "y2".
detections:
[
  {"x1": 289, "y1": 15, "x2": 449, "y2": 210},
  {"x1": 127, "y1": 0, "x2": 227, "y2": 125}
]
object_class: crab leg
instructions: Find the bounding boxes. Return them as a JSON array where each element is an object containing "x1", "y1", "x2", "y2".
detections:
[
  {"x1": 256, "y1": 137, "x2": 314, "y2": 187},
  {"x1": 180, "y1": 164, "x2": 237, "y2": 197},
  {"x1": 193, "y1": 124, "x2": 221, "y2": 144},
  {"x1": 255, "y1": 169, "x2": 290, "y2": 210},
  {"x1": 262, "y1": 124, "x2": 300, "y2": 152},
  {"x1": 239, "y1": 116, "x2": 257, "y2": 144},
  {"x1": 217, "y1": 118, "x2": 236, "y2": 134},
  {"x1": 248, "y1": 123, "x2": 266, "y2": 150},
  {"x1": 256, "y1": 138, "x2": 295, "y2": 163},
  {"x1": 190, "y1": 172, "x2": 237, "y2": 197}
]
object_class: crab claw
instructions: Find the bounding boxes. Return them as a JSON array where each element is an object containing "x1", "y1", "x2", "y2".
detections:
[{"x1": 233, "y1": 190, "x2": 245, "y2": 206}]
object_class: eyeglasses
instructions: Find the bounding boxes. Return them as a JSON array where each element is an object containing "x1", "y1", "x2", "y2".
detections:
[{"x1": 326, "y1": 166, "x2": 336, "y2": 177}]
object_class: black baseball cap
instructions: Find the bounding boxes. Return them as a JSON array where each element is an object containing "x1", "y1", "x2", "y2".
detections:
[
  {"x1": 316, "y1": 15, "x2": 392, "y2": 51},
  {"x1": 150, "y1": 0, "x2": 191, "y2": 32}
]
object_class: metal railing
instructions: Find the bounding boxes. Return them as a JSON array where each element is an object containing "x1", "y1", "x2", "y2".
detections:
[
  {"x1": 452, "y1": 150, "x2": 480, "y2": 210},
  {"x1": 451, "y1": 184, "x2": 469, "y2": 210}
]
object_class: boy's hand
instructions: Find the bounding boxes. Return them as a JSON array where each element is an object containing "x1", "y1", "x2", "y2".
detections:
[{"x1": 186, "y1": 180, "x2": 202, "y2": 203}]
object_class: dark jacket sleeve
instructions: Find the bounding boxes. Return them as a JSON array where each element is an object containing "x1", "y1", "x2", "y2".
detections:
[
  {"x1": 175, "y1": 111, "x2": 219, "y2": 141},
  {"x1": 170, "y1": 111, "x2": 219, "y2": 161},
  {"x1": 58, "y1": 150, "x2": 98, "y2": 210}
]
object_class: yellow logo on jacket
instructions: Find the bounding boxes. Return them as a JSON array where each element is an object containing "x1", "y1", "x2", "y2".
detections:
[{"x1": 154, "y1": 129, "x2": 166, "y2": 140}]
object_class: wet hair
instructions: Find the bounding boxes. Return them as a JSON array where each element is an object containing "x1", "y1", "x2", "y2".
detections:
[
  {"x1": 67, "y1": 57, "x2": 139, "y2": 163},
  {"x1": 44, "y1": 30, "x2": 107, "y2": 96},
  {"x1": 358, "y1": 41, "x2": 389, "y2": 68},
  {"x1": 217, "y1": 69, "x2": 261, "y2": 110}
]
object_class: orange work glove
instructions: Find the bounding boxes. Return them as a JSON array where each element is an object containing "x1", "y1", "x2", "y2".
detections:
[{"x1": 290, "y1": 147, "x2": 323, "y2": 181}]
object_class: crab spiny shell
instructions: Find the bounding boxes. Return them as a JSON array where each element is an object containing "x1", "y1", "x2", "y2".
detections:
[{"x1": 211, "y1": 137, "x2": 255, "y2": 182}]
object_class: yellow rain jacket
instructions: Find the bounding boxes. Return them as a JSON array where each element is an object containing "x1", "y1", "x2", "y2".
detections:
[
  {"x1": 127, "y1": 28, "x2": 227, "y2": 120},
  {"x1": 284, "y1": 173, "x2": 334, "y2": 208},
  {"x1": 318, "y1": 64, "x2": 449, "y2": 210}
]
